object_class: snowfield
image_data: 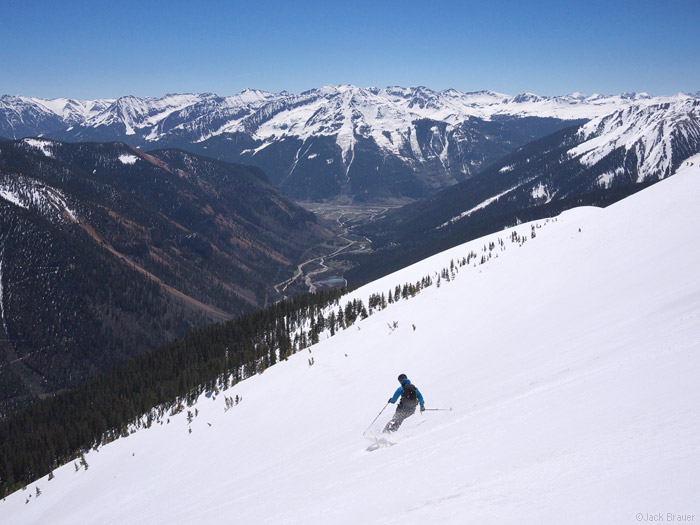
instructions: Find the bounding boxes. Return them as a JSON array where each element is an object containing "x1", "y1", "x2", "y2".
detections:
[
  {"x1": 568, "y1": 98, "x2": 700, "y2": 182},
  {"x1": 0, "y1": 176, "x2": 79, "y2": 224},
  {"x1": 22, "y1": 138, "x2": 55, "y2": 158},
  {"x1": 3, "y1": 157, "x2": 700, "y2": 523},
  {"x1": 117, "y1": 153, "x2": 139, "y2": 165}
]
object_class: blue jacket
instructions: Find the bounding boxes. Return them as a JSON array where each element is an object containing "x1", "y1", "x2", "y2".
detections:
[{"x1": 390, "y1": 379, "x2": 424, "y2": 408}]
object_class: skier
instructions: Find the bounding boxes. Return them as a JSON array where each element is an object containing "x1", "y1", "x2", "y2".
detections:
[{"x1": 383, "y1": 373, "x2": 425, "y2": 433}]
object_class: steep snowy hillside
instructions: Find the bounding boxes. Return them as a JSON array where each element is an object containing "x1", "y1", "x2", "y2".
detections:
[
  {"x1": 0, "y1": 172, "x2": 78, "y2": 225},
  {"x1": 3, "y1": 155, "x2": 699, "y2": 523},
  {"x1": 569, "y1": 98, "x2": 700, "y2": 182},
  {"x1": 31, "y1": 97, "x2": 113, "y2": 124}
]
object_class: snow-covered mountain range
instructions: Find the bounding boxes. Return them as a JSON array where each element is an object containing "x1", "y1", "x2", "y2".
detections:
[
  {"x1": 1, "y1": 87, "x2": 683, "y2": 142},
  {"x1": 347, "y1": 97, "x2": 700, "y2": 285},
  {"x1": 3, "y1": 87, "x2": 696, "y2": 201},
  {"x1": 0, "y1": 96, "x2": 112, "y2": 139},
  {"x1": 4, "y1": 152, "x2": 699, "y2": 523},
  {"x1": 569, "y1": 98, "x2": 700, "y2": 183}
]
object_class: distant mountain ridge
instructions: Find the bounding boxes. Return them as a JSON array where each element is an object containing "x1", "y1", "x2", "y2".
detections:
[
  {"x1": 347, "y1": 97, "x2": 700, "y2": 284},
  {"x1": 3, "y1": 87, "x2": 694, "y2": 201}
]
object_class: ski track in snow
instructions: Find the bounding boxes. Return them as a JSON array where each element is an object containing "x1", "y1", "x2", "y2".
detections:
[{"x1": 3, "y1": 156, "x2": 700, "y2": 524}]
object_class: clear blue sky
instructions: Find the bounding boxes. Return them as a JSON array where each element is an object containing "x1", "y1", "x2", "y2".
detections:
[{"x1": 2, "y1": 0, "x2": 698, "y2": 99}]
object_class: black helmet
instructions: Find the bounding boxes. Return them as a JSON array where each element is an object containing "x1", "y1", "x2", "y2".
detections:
[{"x1": 398, "y1": 373, "x2": 407, "y2": 382}]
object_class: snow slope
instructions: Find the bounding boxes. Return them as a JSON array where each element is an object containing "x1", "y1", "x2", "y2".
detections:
[
  {"x1": 3, "y1": 157, "x2": 700, "y2": 523},
  {"x1": 569, "y1": 98, "x2": 700, "y2": 182},
  {"x1": 0, "y1": 174, "x2": 79, "y2": 224}
]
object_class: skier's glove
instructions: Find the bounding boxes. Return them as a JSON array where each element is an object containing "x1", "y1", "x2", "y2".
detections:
[
  {"x1": 420, "y1": 405, "x2": 425, "y2": 412},
  {"x1": 388, "y1": 398, "x2": 393, "y2": 403}
]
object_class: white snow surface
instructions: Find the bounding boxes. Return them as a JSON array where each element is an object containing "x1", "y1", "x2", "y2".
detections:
[
  {"x1": 0, "y1": 187, "x2": 26, "y2": 209},
  {"x1": 0, "y1": 175, "x2": 78, "y2": 223},
  {"x1": 117, "y1": 153, "x2": 139, "y2": 165},
  {"x1": 530, "y1": 181, "x2": 550, "y2": 201},
  {"x1": 243, "y1": 88, "x2": 691, "y2": 166},
  {"x1": 568, "y1": 98, "x2": 700, "y2": 182},
  {"x1": 442, "y1": 98, "x2": 699, "y2": 228},
  {"x1": 438, "y1": 184, "x2": 522, "y2": 228},
  {"x1": 4, "y1": 157, "x2": 700, "y2": 523},
  {"x1": 6, "y1": 88, "x2": 696, "y2": 170},
  {"x1": 22, "y1": 138, "x2": 55, "y2": 157},
  {"x1": 88, "y1": 93, "x2": 206, "y2": 135},
  {"x1": 0, "y1": 95, "x2": 112, "y2": 129},
  {"x1": 31, "y1": 97, "x2": 114, "y2": 123}
]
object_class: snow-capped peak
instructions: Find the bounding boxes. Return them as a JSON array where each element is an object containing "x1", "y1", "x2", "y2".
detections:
[
  {"x1": 87, "y1": 93, "x2": 207, "y2": 135},
  {"x1": 510, "y1": 92, "x2": 545, "y2": 104},
  {"x1": 2, "y1": 87, "x2": 696, "y2": 147},
  {"x1": 569, "y1": 98, "x2": 700, "y2": 181},
  {"x1": 2, "y1": 87, "x2": 698, "y2": 197}
]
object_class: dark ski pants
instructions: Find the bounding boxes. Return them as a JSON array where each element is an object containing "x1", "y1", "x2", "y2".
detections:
[{"x1": 383, "y1": 405, "x2": 415, "y2": 433}]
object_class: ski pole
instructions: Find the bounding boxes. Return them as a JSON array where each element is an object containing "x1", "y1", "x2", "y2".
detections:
[
  {"x1": 363, "y1": 402, "x2": 390, "y2": 435},
  {"x1": 422, "y1": 407, "x2": 452, "y2": 411}
]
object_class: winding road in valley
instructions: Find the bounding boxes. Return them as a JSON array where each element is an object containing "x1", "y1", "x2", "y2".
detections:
[{"x1": 273, "y1": 208, "x2": 378, "y2": 295}]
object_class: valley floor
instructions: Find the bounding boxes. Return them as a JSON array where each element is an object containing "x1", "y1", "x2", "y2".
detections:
[{"x1": 273, "y1": 201, "x2": 390, "y2": 295}]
